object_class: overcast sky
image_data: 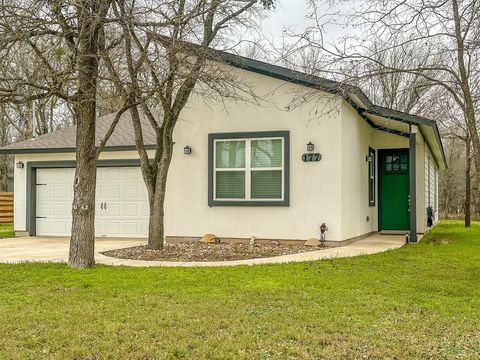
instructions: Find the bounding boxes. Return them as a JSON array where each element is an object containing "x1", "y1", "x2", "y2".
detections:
[{"x1": 259, "y1": 1, "x2": 356, "y2": 45}]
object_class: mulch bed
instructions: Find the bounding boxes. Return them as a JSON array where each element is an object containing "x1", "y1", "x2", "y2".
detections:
[{"x1": 101, "y1": 241, "x2": 325, "y2": 262}]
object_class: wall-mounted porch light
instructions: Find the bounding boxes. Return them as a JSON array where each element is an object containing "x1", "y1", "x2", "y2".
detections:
[
  {"x1": 307, "y1": 142, "x2": 315, "y2": 152},
  {"x1": 16, "y1": 161, "x2": 24, "y2": 169},
  {"x1": 183, "y1": 145, "x2": 192, "y2": 155}
]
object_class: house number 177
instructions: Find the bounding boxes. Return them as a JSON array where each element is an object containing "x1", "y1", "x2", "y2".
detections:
[{"x1": 302, "y1": 153, "x2": 322, "y2": 162}]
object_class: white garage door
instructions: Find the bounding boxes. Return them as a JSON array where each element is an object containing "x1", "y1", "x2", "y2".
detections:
[{"x1": 36, "y1": 167, "x2": 149, "y2": 237}]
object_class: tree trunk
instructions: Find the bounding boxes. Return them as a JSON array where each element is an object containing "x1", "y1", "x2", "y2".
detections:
[
  {"x1": 68, "y1": 143, "x2": 97, "y2": 268},
  {"x1": 147, "y1": 133, "x2": 175, "y2": 250},
  {"x1": 465, "y1": 133, "x2": 471, "y2": 227},
  {"x1": 68, "y1": 1, "x2": 104, "y2": 268},
  {"x1": 68, "y1": 95, "x2": 98, "y2": 268},
  {"x1": 147, "y1": 190, "x2": 166, "y2": 250},
  {"x1": 451, "y1": 0, "x2": 480, "y2": 211}
]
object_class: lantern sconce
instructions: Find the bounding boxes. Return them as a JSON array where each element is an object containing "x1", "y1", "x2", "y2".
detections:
[
  {"x1": 306, "y1": 142, "x2": 315, "y2": 152},
  {"x1": 16, "y1": 161, "x2": 24, "y2": 169},
  {"x1": 183, "y1": 145, "x2": 192, "y2": 155}
]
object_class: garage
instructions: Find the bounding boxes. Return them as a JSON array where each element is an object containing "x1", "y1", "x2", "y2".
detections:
[{"x1": 35, "y1": 166, "x2": 149, "y2": 237}]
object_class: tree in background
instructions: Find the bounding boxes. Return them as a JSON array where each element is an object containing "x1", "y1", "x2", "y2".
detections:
[{"x1": 283, "y1": 0, "x2": 479, "y2": 226}]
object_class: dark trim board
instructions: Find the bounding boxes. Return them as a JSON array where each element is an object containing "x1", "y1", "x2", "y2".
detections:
[
  {"x1": 208, "y1": 131, "x2": 290, "y2": 207},
  {"x1": 368, "y1": 147, "x2": 376, "y2": 207},
  {"x1": 409, "y1": 131, "x2": 418, "y2": 242},
  {"x1": 26, "y1": 159, "x2": 142, "y2": 236}
]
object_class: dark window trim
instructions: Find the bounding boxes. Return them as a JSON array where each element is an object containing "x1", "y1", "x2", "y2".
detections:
[
  {"x1": 368, "y1": 147, "x2": 376, "y2": 207},
  {"x1": 208, "y1": 131, "x2": 290, "y2": 207},
  {"x1": 26, "y1": 159, "x2": 142, "y2": 236}
]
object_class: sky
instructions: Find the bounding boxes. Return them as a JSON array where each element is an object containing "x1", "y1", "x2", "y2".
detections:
[{"x1": 259, "y1": 1, "x2": 355, "y2": 45}]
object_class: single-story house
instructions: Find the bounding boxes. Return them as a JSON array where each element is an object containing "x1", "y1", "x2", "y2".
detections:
[{"x1": 0, "y1": 50, "x2": 446, "y2": 245}]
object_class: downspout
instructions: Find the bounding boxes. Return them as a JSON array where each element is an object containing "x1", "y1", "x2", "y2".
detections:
[{"x1": 409, "y1": 125, "x2": 418, "y2": 243}]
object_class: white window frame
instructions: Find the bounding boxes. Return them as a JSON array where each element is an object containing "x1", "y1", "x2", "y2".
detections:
[{"x1": 213, "y1": 136, "x2": 285, "y2": 202}]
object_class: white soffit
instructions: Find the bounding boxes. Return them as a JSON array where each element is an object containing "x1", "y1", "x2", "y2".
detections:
[{"x1": 366, "y1": 113, "x2": 410, "y2": 134}]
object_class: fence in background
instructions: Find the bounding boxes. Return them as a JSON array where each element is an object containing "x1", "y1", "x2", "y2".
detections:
[{"x1": 0, "y1": 192, "x2": 13, "y2": 224}]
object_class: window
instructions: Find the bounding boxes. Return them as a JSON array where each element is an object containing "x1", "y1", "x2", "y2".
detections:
[
  {"x1": 384, "y1": 153, "x2": 408, "y2": 173},
  {"x1": 208, "y1": 131, "x2": 289, "y2": 206},
  {"x1": 368, "y1": 147, "x2": 376, "y2": 206}
]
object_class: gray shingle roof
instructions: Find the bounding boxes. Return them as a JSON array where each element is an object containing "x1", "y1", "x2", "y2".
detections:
[{"x1": 0, "y1": 111, "x2": 157, "y2": 154}]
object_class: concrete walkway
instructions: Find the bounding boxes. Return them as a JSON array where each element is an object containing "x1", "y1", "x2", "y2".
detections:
[{"x1": 0, "y1": 234, "x2": 406, "y2": 267}]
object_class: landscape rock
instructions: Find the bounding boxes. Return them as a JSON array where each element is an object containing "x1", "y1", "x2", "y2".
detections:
[
  {"x1": 200, "y1": 233, "x2": 217, "y2": 244},
  {"x1": 305, "y1": 238, "x2": 321, "y2": 247}
]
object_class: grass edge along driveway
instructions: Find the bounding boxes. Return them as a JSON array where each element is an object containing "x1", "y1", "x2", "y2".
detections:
[{"x1": 0, "y1": 221, "x2": 479, "y2": 359}]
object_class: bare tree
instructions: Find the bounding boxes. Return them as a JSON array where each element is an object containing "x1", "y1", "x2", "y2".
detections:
[
  {"x1": 284, "y1": 0, "x2": 479, "y2": 224},
  {"x1": 0, "y1": 0, "x2": 115, "y2": 268},
  {"x1": 101, "y1": 0, "x2": 273, "y2": 249}
]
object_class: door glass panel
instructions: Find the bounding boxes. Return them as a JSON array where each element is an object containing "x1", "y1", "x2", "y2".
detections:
[{"x1": 384, "y1": 152, "x2": 408, "y2": 172}]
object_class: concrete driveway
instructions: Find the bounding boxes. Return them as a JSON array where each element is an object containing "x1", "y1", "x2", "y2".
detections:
[
  {"x1": 0, "y1": 234, "x2": 407, "y2": 267},
  {"x1": 0, "y1": 236, "x2": 146, "y2": 263}
]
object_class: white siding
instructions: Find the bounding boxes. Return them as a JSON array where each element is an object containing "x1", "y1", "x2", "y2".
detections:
[{"x1": 424, "y1": 146, "x2": 439, "y2": 229}]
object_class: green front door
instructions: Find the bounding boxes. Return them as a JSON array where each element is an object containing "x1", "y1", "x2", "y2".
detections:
[{"x1": 379, "y1": 150, "x2": 410, "y2": 231}]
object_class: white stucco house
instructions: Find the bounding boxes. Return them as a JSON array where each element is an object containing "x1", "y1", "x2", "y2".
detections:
[{"x1": 0, "y1": 50, "x2": 446, "y2": 245}]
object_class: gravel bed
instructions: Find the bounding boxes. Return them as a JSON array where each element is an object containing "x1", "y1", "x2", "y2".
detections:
[{"x1": 101, "y1": 241, "x2": 325, "y2": 262}]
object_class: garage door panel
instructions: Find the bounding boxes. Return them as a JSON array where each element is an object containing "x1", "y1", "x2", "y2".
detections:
[
  {"x1": 123, "y1": 222, "x2": 142, "y2": 236},
  {"x1": 54, "y1": 204, "x2": 69, "y2": 216},
  {"x1": 36, "y1": 167, "x2": 148, "y2": 238},
  {"x1": 124, "y1": 184, "x2": 139, "y2": 198},
  {"x1": 123, "y1": 168, "x2": 138, "y2": 179},
  {"x1": 37, "y1": 203, "x2": 51, "y2": 217},
  {"x1": 36, "y1": 170, "x2": 52, "y2": 183},
  {"x1": 106, "y1": 203, "x2": 122, "y2": 216},
  {"x1": 142, "y1": 204, "x2": 150, "y2": 217},
  {"x1": 106, "y1": 222, "x2": 122, "y2": 235},
  {"x1": 53, "y1": 185, "x2": 70, "y2": 199},
  {"x1": 105, "y1": 168, "x2": 121, "y2": 180},
  {"x1": 36, "y1": 220, "x2": 51, "y2": 235},
  {"x1": 124, "y1": 203, "x2": 139, "y2": 216},
  {"x1": 36, "y1": 184, "x2": 51, "y2": 198},
  {"x1": 106, "y1": 185, "x2": 121, "y2": 198}
]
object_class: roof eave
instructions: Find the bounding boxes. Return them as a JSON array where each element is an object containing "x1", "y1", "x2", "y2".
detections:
[{"x1": 0, "y1": 145, "x2": 155, "y2": 155}]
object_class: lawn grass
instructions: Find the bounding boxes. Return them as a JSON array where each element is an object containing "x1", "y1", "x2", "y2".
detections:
[
  {"x1": 0, "y1": 223, "x2": 14, "y2": 238},
  {"x1": 1, "y1": 221, "x2": 480, "y2": 359}
]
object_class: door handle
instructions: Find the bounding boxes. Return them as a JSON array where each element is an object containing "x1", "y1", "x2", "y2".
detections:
[
  {"x1": 104, "y1": 202, "x2": 107, "y2": 210},
  {"x1": 101, "y1": 202, "x2": 104, "y2": 210}
]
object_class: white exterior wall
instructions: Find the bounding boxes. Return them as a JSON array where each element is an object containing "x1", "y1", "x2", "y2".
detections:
[
  {"x1": 339, "y1": 101, "x2": 427, "y2": 238},
  {"x1": 12, "y1": 65, "x2": 439, "y2": 242},
  {"x1": 339, "y1": 101, "x2": 376, "y2": 240},
  {"x1": 14, "y1": 67, "x2": 345, "y2": 241},
  {"x1": 165, "y1": 69, "x2": 344, "y2": 241}
]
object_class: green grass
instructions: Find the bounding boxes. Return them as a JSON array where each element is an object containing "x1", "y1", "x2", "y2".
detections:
[
  {"x1": 1, "y1": 221, "x2": 480, "y2": 359},
  {"x1": 0, "y1": 223, "x2": 14, "y2": 238}
]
